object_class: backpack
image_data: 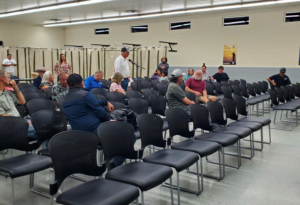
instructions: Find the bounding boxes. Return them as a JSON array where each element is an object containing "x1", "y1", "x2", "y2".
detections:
[{"x1": 110, "y1": 109, "x2": 138, "y2": 128}]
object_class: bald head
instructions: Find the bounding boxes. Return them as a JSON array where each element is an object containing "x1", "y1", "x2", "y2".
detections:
[{"x1": 194, "y1": 70, "x2": 203, "y2": 81}]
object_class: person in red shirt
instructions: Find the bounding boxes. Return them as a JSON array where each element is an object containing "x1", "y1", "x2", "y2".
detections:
[{"x1": 185, "y1": 70, "x2": 217, "y2": 104}]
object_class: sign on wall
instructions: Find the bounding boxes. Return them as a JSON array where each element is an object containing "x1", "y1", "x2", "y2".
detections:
[{"x1": 223, "y1": 45, "x2": 237, "y2": 65}]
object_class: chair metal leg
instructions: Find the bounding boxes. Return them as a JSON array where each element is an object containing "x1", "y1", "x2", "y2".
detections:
[
  {"x1": 30, "y1": 173, "x2": 51, "y2": 198},
  {"x1": 11, "y1": 178, "x2": 15, "y2": 205},
  {"x1": 271, "y1": 110, "x2": 294, "y2": 131},
  {"x1": 243, "y1": 128, "x2": 264, "y2": 151},
  {"x1": 50, "y1": 196, "x2": 54, "y2": 205},
  {"x1": 141, "y1": 191, "x2": 145, "y2": 205},
  {"x1": 226, "y1": 135, "x2": 253, "y2": 160},
  {"x1": 176, "y1": 173, "x2": 180, "y2": 205}
]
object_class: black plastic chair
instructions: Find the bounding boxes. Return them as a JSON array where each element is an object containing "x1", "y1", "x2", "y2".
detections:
[
  {"x1": 156, "y1": 83, "x2": 168, "y2": 96},
  {"x1": 162, "y1": 80, "x2": 169, "y2": 86},
  {"x1": 231, "y1": 85, "x2": 242, "y2": 96},
  {"x1": 107, "y1": 92, "x2": 126, "y2": 104},
  {"x1": 18, "y1": 83, "x2": 36, "y2": 90},
  {"x1": 49, "y1": 130, "x2": 139, "y2": 205},
  {"x1": 185, "y1": 91, "x2": 196, "y2": 102},
  {"x1": 221, "y1": 86, "x2": 233, "y2": 100},
  {"x1": 128, "y1": 98, "x2": 149, "y2": 115},
  {"x1": 144, "y1": 77, "x2": 151, "y2": 83},
  {"x1": 94, "y1": 94, "x2": 107, "y2": 101},
  {"x1": 292, "y1": 84, "x2": 300, "y2": 98},
  {"x1": 149, "y1": 95, "x2": 169, "y2": 132},
  {"x1": 57, "y1": 97, "x2": 65, "y2": 112},
  {"x1": 109, "y1": 101, "x2": 127, "y2": 110},
  {"x1": 234, "y1": 80, "x2": 240, "y2": 85},
  {"x1": 92, "y1": 88, "x2": 108, "y2": 99},
  {"x1": 43, "y1": 87, "x2": 52, "y2": 100},
  {"x1": 0, "y1": 117, "x2": 52, "y2": 203},
  {"x1": 287, "y1": 86, "x2": 295, "y2": 100},
  {"x1": 100, "y1": 79, "x2": 109, "y2": 89},
  {"x1": 263, "y1": 81, "x2": 269, "y2": 91},
  {"x1": 206, "y1": 83, "x2": 215, "y2": 96},
  {"x1": 98, "y1": 121, "x2": 174, "y2": 205},
  {"x1": 152, "y1": 80, "x2": 160, "y2": 91},
  {"x1": 16, "y1": 105, "x2": 26, "y2": 118},
  {"x1": 126, "y1": 90, "x2": 143, "y2": 100},
  {"x1": 253, "y1": 83, "x2": 270, "y2": 101},
  {"x1": 221, "y1": 81, "x2": 229, "y2": 87},
  {"x1": 138, "y1": 114, "x2": 200, "y2": 204},
  {"x1": 179, "y1": 81, "x2": 185, "y2": 91},
  {"x1": 22, "y1": 88, "x2": 43, "y2": 96},
  {"x1": 23, "y1": 92, "x2": 46, "y2": 103},
  {"x1": 212, "y1": 82, "x2": 223, "y2": 95},
  {"x1": 27, "y1": 99, "x2": 57, "y2": 116},
  {"x1": 142, "y1": 89, "x2": 158, "y2": 105},
  {"x1": 240, "y1": 79, "x2": 247, "y2": 86},
  {"x1": 141, "y1": 81, "x2": 152, "y2": 89}
]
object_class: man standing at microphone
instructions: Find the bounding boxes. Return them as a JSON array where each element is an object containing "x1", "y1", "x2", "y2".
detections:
[{"x1": 114, "y1": 47, "x2": 130, "y2": 91}]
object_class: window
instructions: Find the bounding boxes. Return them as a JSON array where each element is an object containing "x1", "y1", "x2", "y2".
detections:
[
  {"x1": 285, "y1": 12, "x2": 300, "y2": 23},
  {"x1": 95, "y1": 28, "x2": 109, "y2": 35},
  {"x1": 170, "y1": 21, "x2": 191, "y2": 30},
  {"x1": 223, "y1": 16, "x2": 249, "y2": 27},
  {"x1": 131, "y1": 25, "x2": 148, "y2": 33}
]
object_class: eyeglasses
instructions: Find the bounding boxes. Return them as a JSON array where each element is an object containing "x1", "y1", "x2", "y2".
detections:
[{"x1": 0, "y1": 75, "x2": 10, "y2": 79}]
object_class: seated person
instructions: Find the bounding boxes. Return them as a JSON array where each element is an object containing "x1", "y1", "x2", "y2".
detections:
[
  {"x1": 39, "y1": 71, "x2": 54, "y2": 91},
  {"x1": 84, "y1": 70, "x2": 104, "y2": 91},
  {"x1": 151, "y1": 69, "x2": 161, "y2": 81},
  {"x1": 211, "y1": 66, "x2": 231, "y2": 83},
  {"x1": 267, "y1": 67, "x2": 291, "y2": 88},
  {"x1": 52, "y1": 71, "x2": 69, "y2": 104},
  {"x1": 110, "y1": 72, "x2": 126, "y2": 95},
  {"x1": 160, "y1": 70, "x2": 168, "y2": 81},
  {"x1": 33, "y1": 67, "x2": 46, "y2": 89},
  {"x1": 201, "y1": 65, "x2": 211, "y2": 81},
  {"x1": 185, "y1": 70, "x2": 217, "y2": 104},
  {"x1": 166, "y1": 69, "x2": 195, "y2": 115},
  {"x1": 157, "y1": 57, "x2": 169, "y2": 71},
  {"x1": 185, "y1": 68, "x2": 194, "y2": 81}
]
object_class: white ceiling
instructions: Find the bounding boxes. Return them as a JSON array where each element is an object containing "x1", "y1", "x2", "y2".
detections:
[{"x1": 0, "y1": 0, "x2": 272, "y2": 25}]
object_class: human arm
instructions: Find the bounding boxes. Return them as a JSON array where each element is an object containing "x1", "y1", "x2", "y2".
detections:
[
  {"x1": 83, "y1": 77, "x2": 92, "y2": 91},
  {"x1": 12, "y1": 59, "x2": 17, "y2": 66},
  {"x1": 67, "y1": 64, "x2": 72, "y2": 74},
  {"x1": 182, "y1": 97, "x2": 195, "y2": 105},
  {"x1": 84, "y1": 93, "x2": 110, "y2": 122},
  {"x1": 267, "y1": 76, "x2": 276, "y2": 86},
  {"x1": 40, "y1": 85, "x2": 49, "y2": 91},
  {"x1": 54, "y1": 62, "x2": 60, "y2": 75},
  {"x1": 9, "y1": 80, "x2": 26, "y2": 105},
  {"x1": 173, "y1": 85, "x2": 195, "y2": 105},
  {"x1": 164, "y1": 63, "x2": 169, "y2": 70},
  {"x1": 115, "y1": 89, "x2": 126, "y2": 95}
]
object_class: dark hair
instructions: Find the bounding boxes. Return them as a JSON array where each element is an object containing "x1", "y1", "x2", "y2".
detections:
[
  {"x1": 169, "y1": 77, "x2": 179, "y2": 83},
  {"x1": 202, "y1": 65, "x2": 206, "y2": 69},
  {"x1": 161, "y1": 57, "x2": 168, "y2": 63},
  {"x1": 218, "y1": 66, "x2": 224, "y2": 70},
  {"x1": 7, "y1": 54, "x2": 11, "y2": 56},
  {"x1": 161, "y1": 70, "x2": 168, "y2": 76},
  {"x1": 59, "y1": 54, "x2": 67, "y2": 64},
  {"x1": 188, "y1": 68, "x2": 194, "y2": 75}
]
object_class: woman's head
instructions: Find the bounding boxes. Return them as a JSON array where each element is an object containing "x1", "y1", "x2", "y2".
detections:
[
  {"x1": 60, "y1": 54, "x2": 66, "y2": 64},
  {"x1": 42, "y1": 71, "x2": 53, "y2": 83},
  {"x1": 161, "y1": 70, "x2": 168, "y2": 77},
  {"x1": 112, "y1": 72, "x2": 124, "y2": 85},
  {"x1": 188, "y1": 68, "x2": 194, "y2": 76},
  {"x1": 156, "y1": 69, "x2": 161, "y2": 76},
  {"x1": 161, "y1": 57, "x2": 167, "y2": 63}
]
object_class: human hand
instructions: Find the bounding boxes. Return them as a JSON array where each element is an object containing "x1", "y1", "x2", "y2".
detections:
[
  {"x1": 190, "y1": 101, "x2": 195, "y2": 104},
  {"x1": 272, "y1": 82, "x2": 276, "y2": 86},
  {"x1": 110, "y1": 119, "x2": 116, "y2": 121},
  {"x1": 28, "y1": 121, "x2": 32, "y2": 125},
  {"x1": 9, "y1": 80, "x2": 17, "y2": 89},
  {"x1": 195, "y1": 92, "x2": 202, "y2": 97},
  {"x1": 107, "y1": 102, "x2": 114, "y2": 112}
]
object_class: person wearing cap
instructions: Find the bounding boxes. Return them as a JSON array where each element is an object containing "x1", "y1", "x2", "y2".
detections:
[
  {"x1": 166, "y1": 69, "x2": 195, "y2": 115},
  {"x1": 114, "y1": 47, "x2": 130, "y2": 91},
  {"x1": 2, "y1": 54, "x2": 17, "y2": 76},
  {"x1": 51, "y1": 71, "x2": 69, "y2": 103},
  {"x1": 63, "y1": 73, "x2": 114, "y2": 136},
  {"x1": 33, "y1": 67, "x2": 46, "y2": 89},
  {"x1": 267, "y1": 67, "x2": 291, "y2": 88},
  {"x1": 211, "y1": 66, "x2": 231, "y2": 83},
  {"x1": 157, "y1": 57, "x2": 169, "y2": 71}
]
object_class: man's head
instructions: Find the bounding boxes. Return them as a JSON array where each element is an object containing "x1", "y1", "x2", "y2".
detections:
[
  {"x1": 193, "y1": 70, "x2": 203, "y2": 81},
  {"x1": 7, "y1": 54, "x2": 11, "y2": 60},
  {"x1": 67, "y1": 74, "x2": 83, "y2": 88},
  {"x1": 121, "y1": 47, "x2": 130, "y2": 59},
  {"x1": 170, "y1": 69, "x2": 183, "y2": 84},
  {"x1": 279, "y1": 67, "x2": 286, "y2": 77},
  {"x1": 35, "y1": 67, "x2": 46, "y2": 77},
  {"x1": 0, "y1": 70, "x2": 10, "y2": 87},
  {"x1": 94, "y1": 71, "x2": 104, "y2": 81},
  {"x1": 202, "y1": 65, "x2": 206, "y2": 73},
  {"x1": 218, "y1": 66, "x2": 224, "y2": 74},
  {"x1": 161, "y1": 57, "x2": 167, "y2": 63},
  {"x1": 59, "y1": 72, "x2": 69, "y2": 87}
]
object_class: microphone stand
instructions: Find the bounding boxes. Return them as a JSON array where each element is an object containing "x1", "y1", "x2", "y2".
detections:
[{"x1": 129, "y1": 60, "x2": 145, "y2": 92}]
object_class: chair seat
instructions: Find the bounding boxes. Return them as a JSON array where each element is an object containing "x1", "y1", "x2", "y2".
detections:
[
  {"x1": 105, "y1": 162, "x2": 172, "y2": 192},
  {"x1": 227, "y1": 121, "x2": 262, "y2": 132},
  {"x1": 38, "y1": 149, "x2": 50, "y2": 157},
  {"x1": 239, "y1": 117, "x2": 271, "y2": 126},
  {"x1": 143, "y1": 149, "x2": 198, "y2": 172},
  {"x1": 246, "y1": 98, "x2": 263, "y2": 105},
  {"x1": 213, "y1": 126, "x2": 252, "y2": 138},
  {"x1": 171, "y1": 140, "x2": 221, "y2": 158},
  {"x1": 0, "y1": 154, "x2": 52, "y2": 178},
  {"x1": 256, "y1": 94, "x2": 270, "y2": 101},
  {"x1": 273, "y1": 104, "x2": 297, "y2": 111},
  {"x1": 57, "y1": 178, "x2": 139, "y2": 205},
  {"x1": 194, "y1": 133, "x2": 239, "y2": 147}
]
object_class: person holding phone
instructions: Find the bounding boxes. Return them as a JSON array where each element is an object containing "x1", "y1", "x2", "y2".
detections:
[
  {"x1": 2, "y1": 54, "x2": 17, "y2": 76},
  {"x1": 157, "y1": 57, "x2": 169, "y2": 71},
  {"x1": 0, "y1": 70, "x2": 26, "y2": 117}
]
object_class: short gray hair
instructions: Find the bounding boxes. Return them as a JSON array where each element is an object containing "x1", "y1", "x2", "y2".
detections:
[
  {"x1": 0, "y1": 70, "x2": 6, "y2": 76},
  {"x1": 95, "y1": 71, "x2": 103, "y2": 75}
]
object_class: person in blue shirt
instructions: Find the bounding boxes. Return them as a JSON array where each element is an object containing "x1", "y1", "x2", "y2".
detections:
[
  {"x1": 33, "y1": 67, "x2": 46, "y2": 89},
  {"x1": 83, "y1": 70, "x2": 104, "y2": 91}
]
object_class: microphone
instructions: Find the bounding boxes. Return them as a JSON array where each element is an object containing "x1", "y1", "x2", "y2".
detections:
[{"x1": 129, "y1": 59, "x2": 133, "y2": 63}]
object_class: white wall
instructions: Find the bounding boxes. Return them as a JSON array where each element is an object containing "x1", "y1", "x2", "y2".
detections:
[
  {"x1": 0, "y1": 20, "x2": 65, "y2": 48},
  {"x1": 65, "y1": 4, "x2": 300, "y2": 68}
]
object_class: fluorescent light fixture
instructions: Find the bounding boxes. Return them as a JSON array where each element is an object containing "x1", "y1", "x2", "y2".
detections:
[
  {"x1": 224, "y1": 20, "x2": 249, "y2": 25},
  {"x1": 277, "y1": 0, "x2": 300, "y2": 3},
  {"x1": 286, "y1": 15, "x2": 300, "y2": 17}
]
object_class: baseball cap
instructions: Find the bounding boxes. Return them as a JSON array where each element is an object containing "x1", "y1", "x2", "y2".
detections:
[
  {"x1": 280, "y1": 67, "x2": 286, "y2": 73},
  {"x1": 121, "y1": 47, "x2": 130, "y2": 52},
  {"x1": 67, "y1": 74, "x2": 83, "y2": 86},
  {"x1": 171, "y1": 69, "x2": 183, "y2": 77}
]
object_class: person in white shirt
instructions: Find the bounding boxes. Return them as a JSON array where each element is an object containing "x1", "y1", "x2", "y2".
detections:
[
  {"x1": 2, "y1": 54, "x2": 17, "y2": 76},
  {"x1": 114, "y1": 47, "x2": 130, "y2": 91},
  {"x1": 202, "y1": 65, "x2": 213, "y2": 81}
]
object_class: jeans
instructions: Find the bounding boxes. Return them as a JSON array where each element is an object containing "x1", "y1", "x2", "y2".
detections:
[{"x1": 121, "y1": 78, "x2": 129, "y2": 91}]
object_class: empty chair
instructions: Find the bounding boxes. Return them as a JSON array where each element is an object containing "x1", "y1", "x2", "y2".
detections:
[
  {"x1": 263, "y1": 81, "x2": 269, "y2": 91},
  {"x1": 126, "y1": 90, "x2": 143, "y2": 100},
  {"x1": 206, "y1": 83, "x2": 216, "y2": 96},
  {"x1": 18, "y1": 83, "x2": 36, "y2": 90},
  {"x1": 152, "y1": 80, "x2": 160, "y2": 91},
  {"x1": 23, "y1": 92, "x2": 46, "y2": 103},
  {"x1": 144, "y1": 76, "x2": 151, "y2": 82},
  {"x1": 231, "y1": 85, "x2": 242, "y2": 96},
  {"x1": 94, "y1": 94, "x2": 107, "y2": 101},
  {"x1": 92, "y1": 88, "x2": 108, "y2": 98},
  {"x1": 221, "y1": 81, "x2": 229, "y2": 87},
  {"x1": 142, "y1": 89, "x2": 158, "y2": 105},
  {"x1": 57, "y1": 97, "x2": 65, "y2": 112},
  {"x1": 49, "y1": 130, "x2": 139, "y2": 205},
  {"x1": 156, "y1": 83, "x2": 168, "y2": 96},
  {"x1": 161, "y1": 80, "x2": 169, "y2": 86},
  {"x1": 131, "y1": 81, "x2": 143, "y2": 92},
  {"x1": 212, "y1": 82, "x2": 223, "y2": 95},
  {"x1": 221, "y1": 86, "x2": 233, "y2": 100},
  {"x1": 287, "y1": 86, "x2": 295, "y2": 100},
  {"x1": 43, "y1": 87, "x2": 52, "y2": 100},
  {"x1": 100, "y1": 79, "x2": 109, "y2": 89},
  {"x1": 109, "y1": 101, "x2": 127, "y2": 110},
  {"x1": 141, "y1": 81, "x2": 152, "y2": 89},
  {"x1": 27, "y1": 99, "x2": 56, "y2": 116},
  {"x1": 21, "y1": 87, "x2": 41, "y2": 94},
  {"x1": 98, "y1": 121, "x2": 174, "y2": 205},
  {"x1": 240, "y1": 79, "x2": 247, "y2": 86},
  {"x1": 149, "y1": 95, "x2": 169, "y2": 132},
  {"x1": 128, "y1": 98, "x2": 149, "y2": 114},
  {"x1": 137, "y1": 77, "x2": 145, "y2": 82},
  {"x1": 234, "y1": 79, "x2": 240, "y2": 85},
  {"x1": 292, "y1": 84, "x2": 300, "y2": 98},
  {"x1": 107, "y1": 92, "x2": 126, "y2": 104}
]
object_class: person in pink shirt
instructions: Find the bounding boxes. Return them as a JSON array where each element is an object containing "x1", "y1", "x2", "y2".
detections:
[
  {"x1": 185, "y1": 70, "x2": 217, "y2": 104},
  {"x1": 110, "y1": 72, "x2": 126, "y2": 95}
]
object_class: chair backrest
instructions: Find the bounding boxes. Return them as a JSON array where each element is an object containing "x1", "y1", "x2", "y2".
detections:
[
  {"x1": 179, "y1": 81, "x2": 185, "y2": 91},
  {"x1": 280, "y1": 86, "x2": 290, "y2": 102},
  {"x1": 287, "y1": 86, "x2": 295, "y2": 100},
  {"x1": 165, "y1": 108, "x2": 194, "y2": 139},
  {"x1": 221, "y1": 81, "x2": 229, "y2": 87},
  {"x1": 247, "y1": 83, "x2": 256, "y2": 97},
  {"x1": 98, "y1": 121, "x2": 140, "y2": 163},
  {"x1": 267, "y1": 89, "x2": 279, "y2": 106},
  {"x1": 206, "y1": 83, "x2": 215, "y2": 95},
  {"x1": 91, "y1": 88, "x2": 108, "y2": 98},
  {"x1": 292, "y1": 84, "x2": 300, "y2": 97},
  {"x1": 240, "y1": 84, "x2": 249, "y2": 98},
  {"x1": 0, "y1": 117, "x2": 33, "y2": 152},
  {"x1": 222, "y1": 98, "x2": 239, "y2": 121},
  {"x1": 49, "y1": 131, "x2": 105, "y2": 196},
  {"x1": 253, "y1": 83, "x2": 262, "y2": 95},
  {"x1": 141, "y1": 81, "x2": 152, "y2": 89},
  {"x1": 162, "y1": 80, "x2": 169, "y2": 86},
  {"x1": 130, "y1": 81, "x2": 143, "y2": 92},
  {"x1": 109, "y1": 101, "x2": 127, "y2": 110},
  {"x1": 16, "y1": 105, "x2": 26, "y2": 118},
  {"x1": 274, "y1": 87, "x2": 285, "y2": 103},
  {"x1": 107, "y1": 92, "x2": 126, "y2": 104},
  {"x1": 207, "y1": 101, "x2": 227, "y2": 125},
  {"x1": 31, "y1": 110, "x2": 67, "y2": 146},
  {"x1": 240, "y1": 79, "x2": 247, "y2": 86},
  {"x1": 137, "y1": 77, "x2": 145, "y2": 82},
  {"x1": 23, "y1": 92, "x2": 46, "y2": 103},
  {"x1": 94, "y1": 94, "x2": 107, "y2": 101},
  {"x1": 43, "y1": 87, "x2": 52, "y2": 100},
  {"x1": 212, "y1": 82, "x2": 223, "y2": 94},
  {"x1": 268, "y1": 80, "x2": 275, "y2": 90},
  {"x1": 149, "y1": 95, "x2": 166, "y2": 116},
  {"x1": 185, "y1": 91, "x2": 196, "y2": 102},
  {"x1": 128, "y1": 98, "x2": 149, "y2": 114},
  {"x1": 142, "y1": 88, "x2": 158, "y2": 105},
  {"x1": 100, "y1": 79, "x2": 109, "y2": 89},
  {"x1": 18, "y1": 84, "x2": 36, "y2": 89},
  {"x1": 258, "y1": 81, "x2": 266, "y2": 93},
  {"x1": 234, "y1": 79, "x2": 241, "y2": 85},
  {"x1": 27, "y1": 98, "x2": 57, "y2": 116},
  {"x1": 57, "y1": 97, "x2": 65, "y2": 112},
  {"x1": 137, "y1": 114, "x2": 166, "y2": 149},
  {"x1": 21, "y1": 87, "x2": 41, "y2": 94},
  {"x1": 231, "y1": 85, "x2": 242, "y2": 96},
  {"x1": 233, "y1": 95, "x2": 248, "y2": 116},
  {"x1": 229, "y1": 81, "x2": 235, "y2": 86},
  {"x1": 189, "y1": 104, "x2": 213, "y2": 131},
  {"x1": 156, "y1": 83, "x2": 168, "y2": 96},
  {"x1": 126, "y1": 90, "x2": 143, "y2": 100},
  {"x1": 221, "y1": 86, "x2": 233, "y2": 99},
  {"x1": 263, "y1": 81, "x2": 269, "y2": 91},
  {"x1": 144, "y1": 76, "x2": 151, "y2": 82}
]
